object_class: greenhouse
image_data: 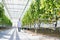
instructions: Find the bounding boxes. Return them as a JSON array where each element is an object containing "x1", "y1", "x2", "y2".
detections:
[{"x1": 0, "y1": 0, "x2": 60, "y2": 40}]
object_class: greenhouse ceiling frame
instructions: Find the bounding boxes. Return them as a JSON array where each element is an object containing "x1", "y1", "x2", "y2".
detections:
[{"x1": 2, "y1": 0, "x2": 30, "y2": 20}]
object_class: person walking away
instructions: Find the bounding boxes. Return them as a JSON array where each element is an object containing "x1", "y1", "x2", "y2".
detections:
[{"x1": 17, "y1": 19, "x2": 21, "y2": 32}]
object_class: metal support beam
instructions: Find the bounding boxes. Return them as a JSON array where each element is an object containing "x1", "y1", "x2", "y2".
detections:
[
  {"x1": 19, "y1": 0, "x2": 30, "y2": 20},
  {"x1": 2, "y1": 0, "x2": 12, "y2": 19},
  {"x1": 7, "y1": 8, "x2": 24, "y2": 10},
  {"x1": 3, "y1": 3, "x2": 26, "y2": 6},
  {"x1": 8, "y1": 10, "x2": 23, "y2": 12},
  {"x1": 2, "y1": 0, "x2": 30, "y2": 20}
]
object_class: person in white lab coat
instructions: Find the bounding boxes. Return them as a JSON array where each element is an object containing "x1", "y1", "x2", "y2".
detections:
[{"x1": 17, "y1": 19, "x2": 22, "y2": 32}]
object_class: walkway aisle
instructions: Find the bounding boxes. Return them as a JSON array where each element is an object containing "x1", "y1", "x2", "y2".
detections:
[
  {"x1": 17, "y1": 30, "x2": 40, "y2": 40},
  {"x1": 0, "y1": 28, "x2": 15, "y2": 40},
  {"x1": 0, "y1": 28, "x2": 60, "y2": 40},
  {"x1": 17, "y1": 29, "x2": 60, "y2": 40}
]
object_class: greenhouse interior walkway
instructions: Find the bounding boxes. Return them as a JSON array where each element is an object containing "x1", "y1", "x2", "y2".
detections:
[
  {"x1": 0, "y1": 28, "x2": 60, "y2": 40},
  {"x1": 0, "y1": 0, "x2": 60, "y2": 40}
]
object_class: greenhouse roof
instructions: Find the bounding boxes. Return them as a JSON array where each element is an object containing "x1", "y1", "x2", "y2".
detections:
[{"x1": 2, "y1": 0, "x2": 31, "y2": 20}]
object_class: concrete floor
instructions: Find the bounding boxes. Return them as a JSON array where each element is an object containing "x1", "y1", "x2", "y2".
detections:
[{"x1": 0, "y1": 28, "x2": 60, "y2": 40}]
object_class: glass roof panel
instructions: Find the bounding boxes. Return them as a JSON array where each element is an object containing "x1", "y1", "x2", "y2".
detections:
[
  {"x1": 3, "y1": 0, "x2": 29, "y2": 19},
  {"x1": 1, "y1": 0, "x2": 32, "y2": 26}
]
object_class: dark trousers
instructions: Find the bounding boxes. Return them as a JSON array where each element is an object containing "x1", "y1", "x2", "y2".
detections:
[{"x1": 18, "y1": 27, "x2": 21, "y2": 32}]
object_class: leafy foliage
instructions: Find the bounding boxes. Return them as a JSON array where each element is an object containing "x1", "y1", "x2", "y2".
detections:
[
  {"x1": 0, "y1": 3, "x2": 12, "y2": 26},
  {"x1": 22, "y1": 0, "x2": 60, "y2": 27}
]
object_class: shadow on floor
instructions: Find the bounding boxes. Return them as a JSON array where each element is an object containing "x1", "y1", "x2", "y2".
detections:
[
  {"x1": 0, "y1": 29, "x2": 11, "y2": 39},
  {"x1": 9, "y1": 30, "x2": 15, "y2": 40},
  {"x1": 16, "y1": 30, "x2": 21, "y2": 40}
]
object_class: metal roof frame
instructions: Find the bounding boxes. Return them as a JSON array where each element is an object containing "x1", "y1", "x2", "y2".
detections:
[{"x1": 2, "y1": 0, "x2": 30, "y2": 20}]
